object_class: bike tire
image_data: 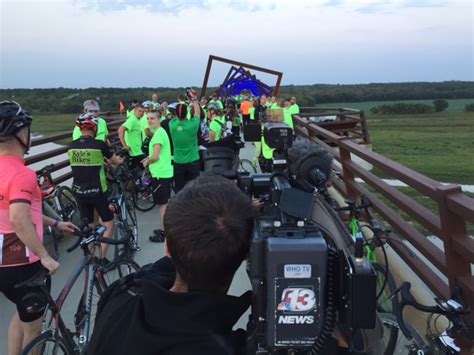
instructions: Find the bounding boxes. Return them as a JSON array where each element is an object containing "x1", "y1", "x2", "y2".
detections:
[
  {"x1": 373, "y1": 263, "x2": 399, "y2": 315},
  {"x1": 133, "y1": 183, "x2": 156, "y2": 212},
  {"x1": 378, "y1": 312, "x2": 427, "y2": 354},
  {"x1": 238, "y1": 158, "x2": 257, "y2": 173},
  {"x1": 21, "y1": 331, "x2": 71, "y2": 355},
  {"x1": 378, "y1": 312, "x2": 399, "y2": 355},
  {"x1": 57, "y1": 186, "x2": 81, "y2": 226},
  {"x1": 96, "y1": 259, "x2": 140, "y2": 292}
]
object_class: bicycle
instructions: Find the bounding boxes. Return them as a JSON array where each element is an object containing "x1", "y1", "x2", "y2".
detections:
[
  {"x1": 107, "y1": 159, "x2": 140, "y2": 261},
  {"x1": 110, "y1": 148, "x2": 157, "y2": 212},
  {"x1": 337, "y1": 196, "x2": 399, "y2": 315},
  {"x1": 38, "y1": 164, "x2": 81, "y2": 258},
  {"x1": 17, "y1": 225, "x2": 140, "y2": 355},
  {"x1": 385, "y1": 281, "x2": 473, "y2": 354}
]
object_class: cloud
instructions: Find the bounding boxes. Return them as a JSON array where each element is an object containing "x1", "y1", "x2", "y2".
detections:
[{"x1": 0, "y1": 0, "x2": 472, "y2": 88}]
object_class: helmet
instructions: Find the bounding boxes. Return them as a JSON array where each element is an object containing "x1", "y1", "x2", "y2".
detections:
[
  {"x1": 142, "y1": 101, "x2": 153, "y2": 108},
  {"x1": 207, "y1": 104, "x2": 220, "y2": 114},
  {"x1": 76, "y1": 112, "x2": 99, "y2": 130},
  {"x1": 167, "y1": 102, "x2": 178, "y2": 115},
  {"x1": 0, "y1": 101, "x2": 32, "y2": 138}
]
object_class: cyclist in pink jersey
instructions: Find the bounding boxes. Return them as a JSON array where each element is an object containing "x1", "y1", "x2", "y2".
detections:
[{"x1": 0, "y1": 101, "x2": 76, "y2": 355}]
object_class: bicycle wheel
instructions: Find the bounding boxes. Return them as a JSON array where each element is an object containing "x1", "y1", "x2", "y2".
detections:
[
  {"x1": 133, "y1": 183, "x2": 156, "y2": 212},
  {"x1": 96, "y1": 259, "x2": 140, "y2": 292},
  {"x1": 238, "y1": 158, "x2": 256, "y2": 173},
  {"x1": 378, "y1": 312, "x2": 427, "y2": 355},
  {"x1": 374, "y1": 263, "x2": 399, "y2": 314},
  {"x1": 377, "y1": 313, "x2": 399, "y2": 355},
  {"x1": 22, "y1": 331, "x2": 70, "y2": 355},
  {"x1": 57, "y1": 186, "x2": 81, "y2": 226}
]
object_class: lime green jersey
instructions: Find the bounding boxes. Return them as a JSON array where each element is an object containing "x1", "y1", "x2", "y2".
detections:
[
  {"x1": 209, "y1": 119, "x2": 223, "y2": 142},
  {"x1": 169, "y1": 117, "x2": 200, "y2": 164},
  {"x1": 148, "y1": 127, "x2": 173, "y2": 179},
  {"x1": 122, "y1": 112, "x2": 143, "y2": 157}
]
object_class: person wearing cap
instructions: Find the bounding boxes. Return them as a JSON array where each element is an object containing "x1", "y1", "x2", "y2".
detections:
[
  {"x1": 68, "y1": 113, "x2": 122, "y2": 266},
  {"x1": 72, "y1": 100, "x2": 109, "y2": 142},
  {"x1": 118, "y1": 103, "x2": 146, "y2": 170}
]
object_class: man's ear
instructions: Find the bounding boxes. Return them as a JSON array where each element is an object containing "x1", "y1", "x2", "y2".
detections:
[{"x1": 164, "y1": 238, "x2": 171, "y2": 258}]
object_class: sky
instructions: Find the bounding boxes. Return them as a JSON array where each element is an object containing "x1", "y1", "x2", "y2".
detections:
[{"x1": 0, "y1": 0, "x2": 473, "y2": 88}]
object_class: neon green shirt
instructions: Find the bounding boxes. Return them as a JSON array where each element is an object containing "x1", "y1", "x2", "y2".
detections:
[
  {"x1": 122, "y1": 113, "x2": 143, "y2": 157},
  {"x1": 262, "y1": 135, "x2": 274, "y2": 159},
  {"x1": 249, "y1": 107, "x2": 255, "y2": 120},
  {"x1": 148, "y1": 127, "x2": 173, "y2": 179},
  {"x1": 140, "y1": 113, "x2": 154, "y2": 141},
  {"x1": 283, "y1": 108, "x2": 294, "y2": 129},
  {"x1": 209, "y1": 119, "x2": 223, "y2": 141},
  {"x1": 289, "y1": 104, "x2": 300, "y2": 115},
  {"x1": 72, "y1": 117, "x2": 109, "y2": 142},
  {"x1": 151, "y1": 102, "x2": 160, "y2": 110},
  {"x1": 169, "y1": 117, "x2": 200, "y2": 164}
]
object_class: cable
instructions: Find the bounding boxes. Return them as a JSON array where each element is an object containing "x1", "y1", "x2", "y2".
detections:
[{"x1": 308, "y1": 248, "x2": 337, "y2": 355}]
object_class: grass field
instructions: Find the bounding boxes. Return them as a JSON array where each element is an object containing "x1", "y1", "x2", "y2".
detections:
[
  {"x1": 367, "y1": 112, "x2": 474, "y2": 184},
  {"x1": 31, "y1": 113, "x2": 76, "y2": 137},
  {"x1": 315, "y1": 98, "x2": 474, "y2": 113},
  {"x1": 31, "y1": 110, "x2": 474, "y2": 185}
]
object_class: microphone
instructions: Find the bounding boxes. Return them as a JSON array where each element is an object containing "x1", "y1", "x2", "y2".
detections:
[{"x1": 287, "y1": 138, "x2": 334, "y2": 187}]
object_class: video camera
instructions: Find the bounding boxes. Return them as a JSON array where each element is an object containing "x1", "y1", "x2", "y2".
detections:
[{"x1": 203, "y1": 123, "x2": 378, "y2": 354}]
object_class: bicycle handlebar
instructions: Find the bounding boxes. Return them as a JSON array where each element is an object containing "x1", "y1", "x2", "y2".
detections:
[
  {"x1": 67, "y1": 225, "x2": 131, "y2": 253},
  {"x1": 396, "y1": 282, "x2": 470, "y2": 340}
]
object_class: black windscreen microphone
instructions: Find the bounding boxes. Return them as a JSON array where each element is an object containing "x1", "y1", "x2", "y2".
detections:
[{"x1": 288, "y1": 138, "x2": 334, "y2": 187}]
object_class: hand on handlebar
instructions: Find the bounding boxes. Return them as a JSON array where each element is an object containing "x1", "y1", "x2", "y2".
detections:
[{"x1": 57, "y1": 221, "x2": 78, "y2": 234}]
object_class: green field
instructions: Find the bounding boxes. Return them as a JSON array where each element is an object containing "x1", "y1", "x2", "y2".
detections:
[
  {"x1": 31, "y1": 113, "x2": 76, "y2": 137},
  {"x1": 31, "y1": 110, "x2": 474, "y2": 185},
  {"x1": 315, "y1": 98, "x2": 474, "y2": 113},
  {"x1": 368, "y1": 112, "x2": 474, "y2": 184}
]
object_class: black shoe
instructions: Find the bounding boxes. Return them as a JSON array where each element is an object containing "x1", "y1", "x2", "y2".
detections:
[
  {"x1": 97, "y1": 257, "x2": 113, "y2": 271},
  {"x1": 153, "y1": 229, "x2": 164, "y2": 235},
  {"x1": 149, "y1": 230, "x2": 165, "y2": 242}
]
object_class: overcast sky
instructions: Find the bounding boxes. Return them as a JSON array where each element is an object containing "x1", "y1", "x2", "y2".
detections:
[{"x1": 0, "y1": 0, "x2": 472, "y2": 88}]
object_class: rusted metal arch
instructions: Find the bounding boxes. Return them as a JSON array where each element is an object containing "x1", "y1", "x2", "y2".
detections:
[{"x1": 201, "y1": 55, "x2": 283, "y2": 98}]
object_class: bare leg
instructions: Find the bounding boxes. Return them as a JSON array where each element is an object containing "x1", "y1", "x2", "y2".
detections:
[
  {"x1": 100, "y1": 220, "x2": 114, "y2": 258},
  {"x1": 159, "y1": 203, "x2": 167, "y2": 234},
  {"x1": 8, "y1": 312, "x2": 42, "y2": 355}
]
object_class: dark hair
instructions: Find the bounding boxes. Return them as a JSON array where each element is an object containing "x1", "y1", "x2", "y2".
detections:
[
  {"x1": 176, "y1": 103, "x2": 187, "y2": 119},
  {"x1": 164, "y1": 175, "x2": 256, "y2": 292}
]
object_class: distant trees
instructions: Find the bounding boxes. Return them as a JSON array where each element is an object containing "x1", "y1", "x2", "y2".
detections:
[
  {"x1": 370, "y1": 103, "x2": 433, "y2": 115},
  {"x1": 0, "y1": 81, "x2": 473, "y2": 114},
  {"x1": 432, "y1": 99, "x2": 449, "y2": 112},
  {"x1": 465, "y1": 103, "x2": 474, "y2": 112}
]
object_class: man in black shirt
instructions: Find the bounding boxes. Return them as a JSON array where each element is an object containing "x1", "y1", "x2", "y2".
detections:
[
  {"x1": 68, "y1": 113, "x2": 121, "y2": 263},
  {"x1": 89, "y1": 175, "x2": 257, "y2": 354},
  {"x1": 254, "y1": 95, "x2": 268, "y2": 123}
]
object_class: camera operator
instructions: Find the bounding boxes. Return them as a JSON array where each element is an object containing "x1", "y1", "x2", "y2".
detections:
[{"x1": 88, "y1": 175, "x2": 256, "y2": 355}]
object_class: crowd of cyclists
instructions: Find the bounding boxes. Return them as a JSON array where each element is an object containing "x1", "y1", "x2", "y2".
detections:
[{"x1": 0, "y1": 91, "x2": 300, "y2": 354}]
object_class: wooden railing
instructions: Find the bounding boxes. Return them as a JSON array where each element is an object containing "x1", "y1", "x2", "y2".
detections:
[
  {"x1": 298, "y1": 107, "x2": 370, "y2": 145},
  {"x1": 294, "y1": 114, "x2": 474, "y2": 324}
]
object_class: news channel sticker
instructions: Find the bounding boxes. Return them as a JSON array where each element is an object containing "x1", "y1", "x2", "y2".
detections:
[{"x1": 283, "y1": 264, "x2": 311, "y2": 278}]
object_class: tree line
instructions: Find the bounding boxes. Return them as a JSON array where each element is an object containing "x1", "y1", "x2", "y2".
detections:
[{"x1": 0, "y1": 81, "x2": 473, "y2": 114}]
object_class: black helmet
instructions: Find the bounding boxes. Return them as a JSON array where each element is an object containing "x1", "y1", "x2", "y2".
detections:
[{"x1": 0, "y1": 101, "x2": 32, "y2": 138}]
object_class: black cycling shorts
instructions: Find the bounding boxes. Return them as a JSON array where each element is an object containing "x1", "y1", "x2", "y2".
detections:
[
  {"x1": 0, "y1": 261, "x2": 51, "y2": 322},
  {"x1": 152, "y1": 178, "x2": 172, "y2": 205},
  {"x1": 76, "y1": 193, "x2": 114, "y2": 223}
]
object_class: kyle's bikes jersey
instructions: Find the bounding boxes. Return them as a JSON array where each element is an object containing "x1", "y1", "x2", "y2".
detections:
[{"x1": 68, "y1": 136, "x2": 113, "y2": 196}]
